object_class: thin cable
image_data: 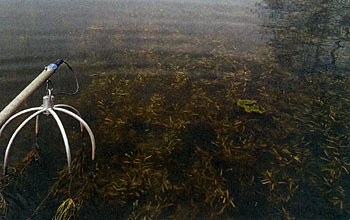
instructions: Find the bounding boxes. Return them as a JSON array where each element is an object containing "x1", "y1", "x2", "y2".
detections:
[{"x1": 52, "y1": 60, "x2": 80, "y2": 96}]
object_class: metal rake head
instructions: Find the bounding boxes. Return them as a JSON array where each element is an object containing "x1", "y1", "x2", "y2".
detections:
[{"x1": 0, "y1": 91, "x2": 95, "y2": 175}]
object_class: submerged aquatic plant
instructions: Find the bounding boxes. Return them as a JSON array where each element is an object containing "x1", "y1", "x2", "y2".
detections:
[
  {"x1": 0, "y1": 193, "x2": 7, "y2": 218},
  {"x1": 3, "y1": 38, "x2": 350, "y2": 219},
  {"x1": 53, "y1": 198, "x2": 77, "y2": 220},
  {"x1": 46, "y1": 52, "x2": 350, "y2": 219}
]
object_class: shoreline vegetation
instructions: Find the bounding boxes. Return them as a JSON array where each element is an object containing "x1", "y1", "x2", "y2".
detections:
[{"x1": 2, "y1": 47, "x2": 349, "y2": 219}]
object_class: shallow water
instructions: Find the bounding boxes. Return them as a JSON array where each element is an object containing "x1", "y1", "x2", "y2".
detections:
[
  {"x1": 0, "y1": 0, "x2": 262, "y2": 111},
  {"x1": 0, "y1": 0, "x2": 349, "y2": 219},
  {"x1": 0, "y1": 0, "x2": 261, "y2": 72}
]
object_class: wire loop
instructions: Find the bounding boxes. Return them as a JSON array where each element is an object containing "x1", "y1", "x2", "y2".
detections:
[{"x1": 46, "y1": 60, "x2": 80, "y2": 96}]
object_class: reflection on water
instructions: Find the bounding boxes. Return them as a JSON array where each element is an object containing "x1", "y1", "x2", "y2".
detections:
[
  {"x1": 258, "y1": 0, "x2": 350, "y2": 73},
  {"x1": 0, "y1": 0, "x2": 350, "y2": 219},
  {"x1": 0, "y1": 0, "x2": 262, "y2": 112},
  {"x1": 0, "y1": 0, "x2": 261, "y2": 73}
]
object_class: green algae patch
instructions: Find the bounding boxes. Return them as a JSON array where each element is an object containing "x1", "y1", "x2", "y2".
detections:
[{"x1": 237, "y1": 99, "x2": 265, "y2": 114}]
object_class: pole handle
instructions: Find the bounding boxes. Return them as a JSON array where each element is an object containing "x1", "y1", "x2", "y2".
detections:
[{"x1": 0, "y1": 66, "x2": 56, "y2": 127}]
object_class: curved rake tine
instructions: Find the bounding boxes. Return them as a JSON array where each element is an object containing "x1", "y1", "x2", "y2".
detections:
[
  {"x1": 0, "y1": 107, "x2": 42, "y2": 137},
  {"x1": 48, "y1": 109, "x2": 72, "y2": 174},
  {"x1": 55, "y1": 104, "x2": 84, "y2": 136},
  {"x1": 35, "y1": 105, "x2": 44, "y2": 137},
  {"x1": 3, "y1": 109, "x2": 45, "y2": 175},
  {"x1": 54, "y1": 107, "x2": 96, "y2": 160},
  {"x1": 35, "y1": 114, "x2": 39, "y2": 137}
]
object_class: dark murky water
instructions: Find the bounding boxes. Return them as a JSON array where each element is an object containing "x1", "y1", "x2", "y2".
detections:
[{"x1": 0, "y1": 0, "x2": 349, "y2": 219}]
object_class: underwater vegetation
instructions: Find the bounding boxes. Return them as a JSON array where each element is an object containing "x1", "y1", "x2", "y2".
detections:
[
  {"x1": 0, "y1": 144, "x2": 40, "y2": 218},
  {"x1": 7, "y1": 46, "x2": 345, "y2": 219},
  {"x1": 1, "y1": 34, "x2": 350, "y2": 219},
  {"x1": 0, "y1": 0, "x2": 348, "y2": 218}
]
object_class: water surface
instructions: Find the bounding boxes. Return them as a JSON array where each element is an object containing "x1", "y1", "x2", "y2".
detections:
[{"x1": 0, "y1": 0, "x2": 350, "y2": 219}]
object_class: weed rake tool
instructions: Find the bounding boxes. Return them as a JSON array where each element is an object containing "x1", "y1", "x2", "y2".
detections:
[{"x1": 0, "y1": 60, "x2": 95, "y2": 175}]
